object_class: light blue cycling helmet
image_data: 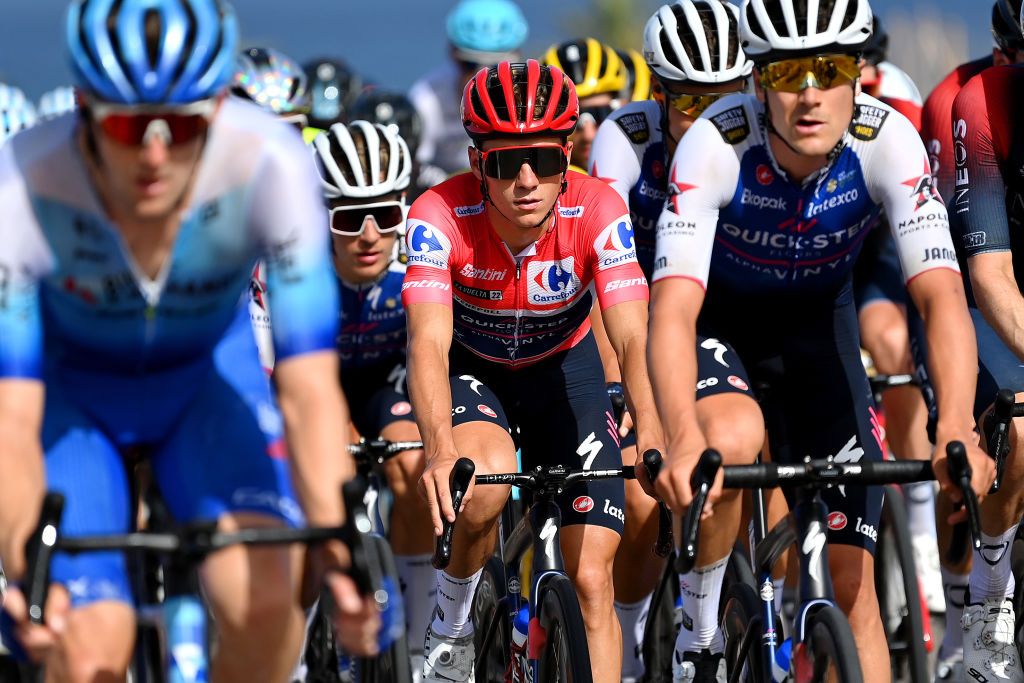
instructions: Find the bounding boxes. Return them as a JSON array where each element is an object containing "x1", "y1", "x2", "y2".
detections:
[
  {"x1": 446, "y1": 0, "x2": 528, "y2": 63},
  {"x1": 67, "y1": 0, "x2": 239, "y2": 105}
]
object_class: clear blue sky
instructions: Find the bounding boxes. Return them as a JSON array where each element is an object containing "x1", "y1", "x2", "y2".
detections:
[{"x1": 0, "y1": 0, "x2": 992, "y2": 102}]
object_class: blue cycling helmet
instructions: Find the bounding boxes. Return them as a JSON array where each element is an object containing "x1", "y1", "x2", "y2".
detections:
[
  {"x1": 67, "y1": 0, "x2": 239, "y2": 105},
  {"x1": 446, "y1": 0, "x2": 528, "y2": 63}
]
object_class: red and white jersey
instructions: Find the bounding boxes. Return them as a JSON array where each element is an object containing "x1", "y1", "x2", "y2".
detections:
[{"x1": 402, "y1": 171, "x2": 648, "y2": 368}]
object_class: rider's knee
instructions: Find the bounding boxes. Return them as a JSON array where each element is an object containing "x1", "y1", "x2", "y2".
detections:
[
  {"x1": 56, "y1": 605, "x2": 133, "y2": 683},
  {"x1": 384, "y1": 450, "x2": 426, "y2": 502},
  {"x1": 830, "y1": 557, "x2": 875, "y2": 617},
  {"x1": 214, "y1": 552, "x2": 298, "y2": 636},
  {"x1": 866, "y1": 320, "x2": 911, "y2": 372},
  {"x1": 704, "y1": 408, "x2": 762, "y2": 467},
  {"x1": 570, "y1": 558, "x2": 614, "y2": 611}
]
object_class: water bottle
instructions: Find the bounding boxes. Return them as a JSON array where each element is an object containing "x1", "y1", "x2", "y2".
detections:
[
  {"x1": 510, "y1": 604, "x2": 531, "y2": 683},
  {"x1": 772, "y1": 637, "x2": 792, "y2": 683},
  {"x1": 164, "y1": 596, "x2": 209, "y2": 683}
]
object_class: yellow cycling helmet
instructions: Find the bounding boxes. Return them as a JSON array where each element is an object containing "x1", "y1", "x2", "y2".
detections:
[
  {"x1": 616, "y1": 48, "x2": 651, "y2": 102},
  {"x1": 541, "y1": 38, "x2": 626, "y2": 98}
]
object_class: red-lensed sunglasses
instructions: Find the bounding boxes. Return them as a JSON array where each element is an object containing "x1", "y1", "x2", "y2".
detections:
[
  {"x1": 86, "y1": 98, "x2": 218, "y2": 147},
  {"x1": 478, "y1": 144, "x2": 569, "y2": 180}
]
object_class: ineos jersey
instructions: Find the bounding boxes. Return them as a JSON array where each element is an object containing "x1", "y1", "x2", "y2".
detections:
[
  {"x1": 653, "y1": 93, "x2": 959, "y2": 295},
  {"x1": 950, "y1": 65, "x2": 1024, "y2": 288},
  {"x1": 402, "y1": 172, "x2": 648, "y2": 367},
  {"x1": 588, "y1": 100, "x2": 669, "y2": 279},
  {"x1": 921, "y1": 57, "x2": 993, "y2": 203},
  {"x1": 339, "y1": 259, "x2": 408, "y2": 369},
  {"x1": 0, "y1": 99, "x2": 338, "y2": 378}
]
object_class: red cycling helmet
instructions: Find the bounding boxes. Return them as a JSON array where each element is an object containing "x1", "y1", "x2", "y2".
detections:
[{"x1": 462, "y1": 59, "x2": 579, "y2": 142}]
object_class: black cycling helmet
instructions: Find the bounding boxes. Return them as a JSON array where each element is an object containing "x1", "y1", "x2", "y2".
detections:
[
  {"x1": 303, "y1": 58, "x2": 364, "y2": 130},
  {"x1": 861, "y1": 16, "x2": 888, "y2": 66},
  {"x1": 350, "y1": 89, "x2": 423, "y2": 154},
  {"x1": 992, "y1": 0, "x2": 1024, "y2": 52}
]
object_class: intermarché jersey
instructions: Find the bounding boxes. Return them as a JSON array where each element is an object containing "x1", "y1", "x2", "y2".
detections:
[
  {"x1": 950, "y1": 64, "x2": 1024, "y2": 287},
  {"x1": 653, "y1": 93, "x2": 959, "y2": 294},
  {"x1": 0, "y1": 98, "x2": 338, "y2": 378},
  {"x1": 588, "y1": 99, "x2": 668, "y2": 279},
  {"x1": 401, "y1": 172, "x2": 649, "y2": 367}
]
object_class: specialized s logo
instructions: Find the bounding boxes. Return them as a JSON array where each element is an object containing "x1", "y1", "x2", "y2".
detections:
[
  {"x1": 594, "y1": 217, "x2": 638, "y2": 268},
  {"x1": 406, "y1": 222, "x2": 451, "y2": 269},
  {"x1": 526, "y1": 257, "x2": 582, "y2": 304}
]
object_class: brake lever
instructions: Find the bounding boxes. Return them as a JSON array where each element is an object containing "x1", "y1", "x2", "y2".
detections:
[
  {"x1": 674, "y1": 449, "x2": 722, "y2": 574},
  {"x1": 432, "y1": 458, "x2": 476, "y2": 570}
]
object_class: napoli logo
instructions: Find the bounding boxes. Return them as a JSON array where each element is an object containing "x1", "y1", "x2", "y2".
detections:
[
  {"x1": 604, "y1": 221, "x2": 635, "y2": 251},
  {"x1": 409, "y1": 224, "x2": 443, "y2": 253}
]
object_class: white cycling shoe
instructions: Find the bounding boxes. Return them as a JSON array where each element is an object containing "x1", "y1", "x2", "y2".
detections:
[
  {"x1": 673, "y1": 649, "x2": 726, "y2": 683},
  {"x1": 962, "y1": 597, "x2": 1024, "y2": 683},
  {"x1": 422, "y1": 626, "x2": 475, "y2": 682},
  {"x1": 933, "y1": 648, "x2": 964, "y2": 683},
  {"x1": 912, "y1": 533, "x2": 946, "y2": 613}
]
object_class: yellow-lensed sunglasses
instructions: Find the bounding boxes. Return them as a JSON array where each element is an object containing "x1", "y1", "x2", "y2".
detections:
[{"x1": 758, "y1": 54, "x2": 861, "y2": 93}]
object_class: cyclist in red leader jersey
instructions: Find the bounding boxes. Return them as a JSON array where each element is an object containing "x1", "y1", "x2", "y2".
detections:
[{"x1": 403, "y1": 60, "x2": 663, "y2": 682}]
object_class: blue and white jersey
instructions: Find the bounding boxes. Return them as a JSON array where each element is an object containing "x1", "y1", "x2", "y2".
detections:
[
  {"x1": 0, "y1": 98, "x2": 338, "y2": 379},
  {"x1": 588, "y1": 100, "x2": 669, "y2": 280},
  {"x1": 338, "y1": 257, "x2": 408, "y2": 370},
  {"x1": 653, "y1": 93, "x2": 958, "y2": 296}
]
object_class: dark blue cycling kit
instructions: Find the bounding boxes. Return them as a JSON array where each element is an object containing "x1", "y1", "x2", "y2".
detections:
[{"x1": 655, "y1": 93, "x2": 959, "y2": 552}]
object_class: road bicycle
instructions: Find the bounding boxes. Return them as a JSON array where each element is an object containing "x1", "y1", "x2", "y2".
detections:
[
  {"x1": 436, "y1": 451, "x2": 663, "y2": 683},
  {"x1": 678, "y1": 442, "x2": 979, "y2": 683}
]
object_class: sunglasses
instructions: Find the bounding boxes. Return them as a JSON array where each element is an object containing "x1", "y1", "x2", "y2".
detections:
[
  {"x1": 579, "y1": 104, "x2": 616, "y2": 127},
  {"x1": 759, "y1": 54, "x2": 861, "y2": 93},
  {"x1": 328, "y1": 199, "x2": 406, "y2": 236},
  {"x1": 87, "y1": 98, "x2": 217, "y2": 147},
  {"x1": 478, "y1": 144, "x2": 568, "y2": 180}
]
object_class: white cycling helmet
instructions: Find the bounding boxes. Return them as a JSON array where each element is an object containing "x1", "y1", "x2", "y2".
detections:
[
  {"x1": 740, "y1": 0, "x2": 874, "y2": 62},
  {"x1": 644, "y1": 0, "x2": 753, "y2": 84},
  {"x1": 38, "y1": 87, "x2": 78, "y2": 120},
  {"x1": 313, "y1": 120, "x2": 412, "y2": 200}
]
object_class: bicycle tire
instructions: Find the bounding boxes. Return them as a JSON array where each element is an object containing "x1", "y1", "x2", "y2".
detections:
[
  {"x1": 536, "y1": 574, "x2": 593, "y2": 683},
  {"x1": 721, "y1": 581, "x2": 766, "y2": 683},
  {"x1": 472, "y1": 556, "x2": 513, "y2": 683},
  {"x1": 303, "y1": 593, "x2": 341, "y2": 683},
  {"x1": 352, "y1": 535, "x2": 413, "y2": 683},
  {"x1": 796, "y1": 606, "x2": 863, "y2": 683},
  {"x1": 876, "y1": 486, "x2": 929, "y2": 683},
  {"x1": 640, "y1": 558, "x2": 679, "y2": 683}
]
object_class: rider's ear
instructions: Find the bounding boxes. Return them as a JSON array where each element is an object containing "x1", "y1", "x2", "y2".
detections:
[
  {"x1": 469, "y1": 146, "x2": 483, "y2": 180},
  {"x1": 752, "y1": 68, "x2": 766, "y2": 103}
]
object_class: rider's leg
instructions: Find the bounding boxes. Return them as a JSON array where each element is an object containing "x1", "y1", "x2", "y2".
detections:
[
  {"x1": 829, "y1": 545, "x2": 889, "y2": 683},
  {"x1": 563, "y1": 525, "x2": 624, "y2": 683},
  {"x1": 48, "y1": 600, "x2": 135, "y2": 683},
  {"x1": 380, "y1": 418, "x2": 436, "y2": 651},
  {"x1": 614, "y1": 443, "x2": 664, "y2": 680},
  {"x1": 674, "y1": 392, "x2": 764, "y2": 657}
]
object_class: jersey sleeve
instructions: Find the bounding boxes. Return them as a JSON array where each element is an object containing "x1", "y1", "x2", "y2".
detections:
[
  {"x1": 588, "y1": 116, "x2": 642, "y2": 204},
  {"x1": 0, "y1": 148, "x2": 50, "y2": 379},
  {"x1": 575, "y1": 179, "x2": 648, "y2": 309},
  {"x1": 652, "y1": 116, "x2": 740, "y2": 289},
  {"x1": 920, "y1": 82, "x2": 956, "y2": 203},
  {"x1": 402, "y1": 191, "x2": 457, "y2": 307},
  {"x1": 248, "y1": 125, "x2": 339, "y2": 362},
  {"x1": 949, "y1": 71, "x2": 1010, "y2": 259},
  {"x1": 862, "y1": 107, "x2": 960, "y2": 282}
]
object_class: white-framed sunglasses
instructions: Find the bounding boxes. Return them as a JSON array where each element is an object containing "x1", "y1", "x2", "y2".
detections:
[{"x1": 328, "y1": 199, "x2": 406, "y2": 236}]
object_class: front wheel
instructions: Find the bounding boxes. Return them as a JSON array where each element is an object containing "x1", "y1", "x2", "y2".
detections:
[
  {"x1": 721, "y1": 581, "x2": 766, "y2": 683},
  {"x1": 536, "y1": 574, "x2": 593, "y2": 683},
  {"x1": 793, "y1": 606, "x2": 863, "y2": 683}
]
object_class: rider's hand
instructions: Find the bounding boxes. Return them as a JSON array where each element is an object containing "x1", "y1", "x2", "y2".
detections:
[
  {"x1": 2, "y1": 583, "x2": 70, "y2": 663},
  {"x1": 933, "y1": 427, "x2": 992, "y2": 523},
  {"x1": 656, "y1": 436, "x2": 720, "y2": 519},
  {"x1": 633, "y1": 433, "x2": 666, "y2": 499},
  {"x1": 419, "y1": 451, "x2": 472, "y2": 537},
  {"x1": 325, "y1": 571, "x2": 382, "y2": 657},
  {"x1": 619, "y1": 409, "x2": 634, "y2": 439}
]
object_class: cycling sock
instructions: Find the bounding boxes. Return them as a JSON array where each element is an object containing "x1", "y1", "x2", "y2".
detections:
[
  {"x1": 675, "y1": 557, "x2": 728, "y2": 655},
  {"x1": 903, "y1": 481, "x2": 938, "y2": 539},
  {"x1": 430, "y1": 568, "x2": 482, "y2": 639},
  {"x1": 968, "y1": 524, "x2": 1018, "y2": 602},
  {"x1": 615, "y1": 594, "x2": 652, "y2": 679},
  {"x1": 939, "y1": 567, "x2": 968, "y2": 657},
  {"x1": 396, "y1": 553, "x2": 436, "y2": 652}
]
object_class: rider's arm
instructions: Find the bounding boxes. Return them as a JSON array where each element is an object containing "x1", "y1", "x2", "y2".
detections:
[
  {"x1": 250, "y1": 128, "x2": 350, "y2": 527},
  {"x1": 402, "y1": 198, "x2": 462, "y2": 534},
  {"x1": 0, "y1": 380, "x2": 44, "y2": 578},
  {"x1": 950, "y1": 70, "x2": 1024, "y2": 359},
  {"x1": 648, "y1": 115, "x2": 738, "y2": 509},
  {"x1": 870, "y1": 99, "x2": 991, "y2": 498}
]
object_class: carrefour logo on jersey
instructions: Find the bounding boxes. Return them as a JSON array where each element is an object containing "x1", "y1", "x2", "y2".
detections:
[
  {"x1": 594, "y1": 218, "x2": 637, "y2": 268},
  {"x1": 526, "y1": 257, "x2": 582, "y2": 304},
  {"x1": 406, "y1": 222, "x2": 452, "y2": 269}
]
